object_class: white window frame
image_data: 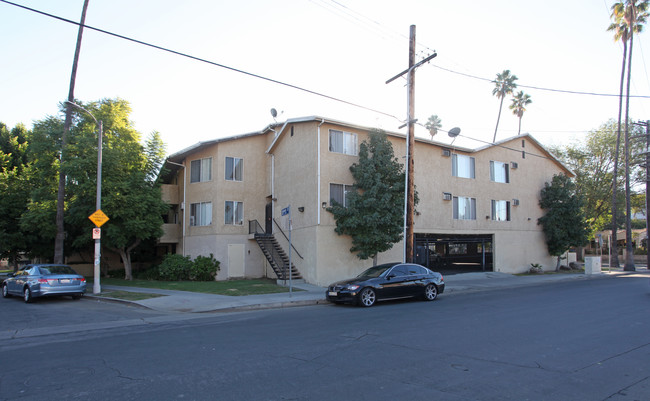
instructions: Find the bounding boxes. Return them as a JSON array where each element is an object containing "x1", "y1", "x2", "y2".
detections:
[
  {"x1": 453, "y1": 196, "x2": 476, "y2": 220},
  {"x1": 190, "y1": 157, "x2": 212, "y2": 183},
  {"x1": 490, "y1": 160, "x2": 510, "y2": 183},
  {"x1": 189, "y1": 202, "x2": 212, "y2": 226},
  {"x1": 491, "y1": 200, "x2": 511, "y2": 221},
  {"x1": 452, "y1": 154, "x2": 475, "y2": 179},
  {"x1": 329, "y1": 129, "x2": 358, "y2": 156},
  {"x1": 225, "y1": 201, "x2": 244, "y2": 226},
  {"x1": 330, "y1": 183, "x2": 354, "y2": 207},
  {"x1": 225, "y1": 157, "x2": 243, "y2": 182}
]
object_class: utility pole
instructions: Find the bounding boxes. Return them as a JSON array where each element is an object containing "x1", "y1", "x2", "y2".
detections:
[
  {"x1": 632, "y1": 120, "x2": 650, "y2": 270},
  {"x1": 385, "y1": 25, "x2": 436, "y2": 263},
  {"x1": 54, "y1": 0, "x2": 91, "y2": 263},
  {"x1": 406, "y1": 25, "x2": 416, "y2": 264}
]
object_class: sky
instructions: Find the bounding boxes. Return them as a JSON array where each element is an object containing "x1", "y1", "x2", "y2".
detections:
[{"x1": 2, "y1": 0, "x2": 650, "y2": 156}]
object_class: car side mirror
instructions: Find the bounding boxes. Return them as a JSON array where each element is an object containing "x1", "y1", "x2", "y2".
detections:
[{"x1": 386, "y1": 274, "x2": 396, "y2": 280}]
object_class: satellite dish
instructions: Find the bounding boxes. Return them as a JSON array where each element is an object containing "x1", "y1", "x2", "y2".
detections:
[
  {"x1": 448, "y1": 127, "x2": 461, "y2": 138},
  {"x1": 271, "y1": 108, "x2": 278, "y2": 118}
]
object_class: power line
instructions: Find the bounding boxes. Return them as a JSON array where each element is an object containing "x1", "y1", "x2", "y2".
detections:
[
  {"x1": 324, "y1": 0, "x2": 650, "y2": 99},
  {"x1": 431, "y1": 63, "x2": 650, "y2": 99},
  {"x1": 0, "y1": 0, "x2": 402, "y2": 122},
  {"x1": 5, "y1": 0, "x2": 648, "y2": 138}
]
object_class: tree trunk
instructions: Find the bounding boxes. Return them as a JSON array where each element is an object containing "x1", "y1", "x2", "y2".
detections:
[
  {"x1": 492, "y1": 95, "x2": 505, "y2": 143},
  {"x1": 54, "y1": 0, "x2": 91, "y2": 264},
  {"x1": 611, "y1": 39, "x2": 627, "y2": 269},
  {"x1": 623, "y1": 29, "x2": 636, "y2": 271},
  {"x1": 119, "y1": 248, "x2": 132, "y2": 281},
  {"x1": 555, "y1": 255, "x2": 561, "y2": 272},
  {"x1": 518, "y1": 115, "x2": 522, "y2": 135}
]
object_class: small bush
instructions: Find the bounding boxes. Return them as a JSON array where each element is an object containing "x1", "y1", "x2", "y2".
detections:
[
  {"x1": 529, "y1": 263, "x2": 544, "y2": 274},
  {"x1": 107, "y1": 268, "x2": 126, "y2": 279},
  {"x1": 135, "y1": 266, "x2": 160, "y2": 280},
  {"x1": 158, "y1": 254, "x2": 193, "y2": 281},
  {"x1": 190, "y1": 254, "x2": 220, "y2": 281}
]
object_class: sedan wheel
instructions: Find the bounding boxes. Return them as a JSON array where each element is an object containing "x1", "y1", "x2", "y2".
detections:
[
  {"x1": 358, "y1": 287, "x2": 376, "y2": 307},
  {"x1": 23, "y1": 287, "x2": 33, "y2": 303},
  {"x1": 2, "y1": 284, "x2": 10, "y2": 298},
  {"x1": 424, "y1": 284, "x2": 438, "y2": 301}
]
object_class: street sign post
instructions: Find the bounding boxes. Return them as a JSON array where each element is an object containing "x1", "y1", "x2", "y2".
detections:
[
  {"x1": 88, "y1": 209, "x2": 109, "y2": 295},
  {"x1": 281, "y1": 206, "x2": 293, "y2": 296}
]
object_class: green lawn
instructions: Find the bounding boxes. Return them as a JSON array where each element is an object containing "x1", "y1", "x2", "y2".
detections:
[{"x1": 93, "y1": 278, "x2": 296, "y2": 296}]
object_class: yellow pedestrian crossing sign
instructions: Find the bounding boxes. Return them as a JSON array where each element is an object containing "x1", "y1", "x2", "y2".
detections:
[{"x1": 89, "y1": 209, "x2": 109, "y2": 227}]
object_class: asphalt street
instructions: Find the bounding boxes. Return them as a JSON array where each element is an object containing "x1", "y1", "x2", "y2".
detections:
[{"x1": 1, "y1": 273, "x2": 649, "y2": 400}]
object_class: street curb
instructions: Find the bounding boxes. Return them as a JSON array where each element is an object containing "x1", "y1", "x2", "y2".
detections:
[
  {"x1": 83, "y1": 294, "x2": 155, "y2": 309},
  {"x1": 196, "y1": 298, "x2": 330, "y2": 313}
]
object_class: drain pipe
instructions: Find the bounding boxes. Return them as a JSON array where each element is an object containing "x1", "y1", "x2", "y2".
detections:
[
  {"x1": 317, "y1": 119, "x2": 325, "y2": 225},
  {"x1": 267, "y1": 122, "x2": 289, "y2": 229}
]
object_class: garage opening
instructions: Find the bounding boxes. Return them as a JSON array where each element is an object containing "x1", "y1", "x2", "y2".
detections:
[{"x1": 415, "y1": 234, "x2": 493, "y2": 274}]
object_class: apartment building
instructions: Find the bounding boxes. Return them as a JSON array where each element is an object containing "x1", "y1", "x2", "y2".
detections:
[{"x1": 159, "y1": 116, "x2": 573, "y2": 286}]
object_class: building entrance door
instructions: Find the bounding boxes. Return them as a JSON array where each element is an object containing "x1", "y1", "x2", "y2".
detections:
[{"x1": 265, "y1": 202, "x2": 273, "y2": 234}]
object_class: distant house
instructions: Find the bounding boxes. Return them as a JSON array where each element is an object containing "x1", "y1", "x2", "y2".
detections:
[{"x1": 158, "y1": 116, "x2": 574, "y2": 285}]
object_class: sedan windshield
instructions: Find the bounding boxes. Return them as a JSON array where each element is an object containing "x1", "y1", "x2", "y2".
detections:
[{"x1": 357, "y1": 264, "x2": 396, "y2": 278}]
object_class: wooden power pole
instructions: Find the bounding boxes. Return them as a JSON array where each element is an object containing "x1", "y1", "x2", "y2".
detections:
[
  {"x1": 386, "y1": 25, "x2": 436, "y2": 263},
  {"x1": 54, "y1": 0, "x2": 91, "y2": 263},
  {"x1": 406, "y1": 25, "x2": 416, "y2": 263}
]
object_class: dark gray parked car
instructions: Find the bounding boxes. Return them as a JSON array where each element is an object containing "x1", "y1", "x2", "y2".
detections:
[
  {"x1": 2, "y1": 264, "x2": 86, "y2": 303},
  {"x1": 326, "y1": 262, "x2": 445, "y2": 307}
]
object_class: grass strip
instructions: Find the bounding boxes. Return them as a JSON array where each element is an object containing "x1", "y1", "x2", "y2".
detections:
[{"x1": 94, "y1": 278, "x2": 297, "y2": 296}]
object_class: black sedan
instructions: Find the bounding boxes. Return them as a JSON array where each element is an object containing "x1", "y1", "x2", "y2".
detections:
[
  {"x1": 326, "y1": 262, "x2": 444, "y2": 307},
  {"x1": 2, "y1": 264, "x2": 86, "y2": 303}
]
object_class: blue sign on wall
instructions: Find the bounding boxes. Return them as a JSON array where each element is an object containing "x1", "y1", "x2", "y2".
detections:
[{"x1": 281, "y1": 206, "x2": 290, "y2": 216}]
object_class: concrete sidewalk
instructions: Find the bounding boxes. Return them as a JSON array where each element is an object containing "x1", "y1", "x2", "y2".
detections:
[{"x1": 87, "y1": 268, "x2": 645, "y2": 314}]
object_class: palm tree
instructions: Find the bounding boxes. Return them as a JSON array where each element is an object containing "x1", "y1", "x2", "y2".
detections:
[
  {"x1": 606, "y1": 12, "x2": 630, "y2": 269},
  {"x1": 491, "y1": 70, "x2": 518, "y2": 143},
  {"x1": 509, "y1": 91, "x2": 532, "y2": 135},
  {"x1": 425, "y1": 115, "x2": 442, "y2": 140},
  {"x1": 609, "y1": 0, "x2": 649, "y2": 270}
]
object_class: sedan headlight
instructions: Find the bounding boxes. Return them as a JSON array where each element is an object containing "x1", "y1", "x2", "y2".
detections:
[{"x1": 346, "y1": 284, "x2": 360, "y2": 291}]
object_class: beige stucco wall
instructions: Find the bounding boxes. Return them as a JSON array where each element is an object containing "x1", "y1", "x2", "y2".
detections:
[
  {"x1": 167, "y1": 119, "x2": 570, "y2": 285},
  {"x1": 176, "y1": 134, "x2": 271, "y2": 279}
]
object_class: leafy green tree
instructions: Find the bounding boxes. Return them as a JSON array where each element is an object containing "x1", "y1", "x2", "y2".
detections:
[
  {"x1": 424, "y1": 115, "x2": 442, "y2": 139},
  {"x1": 0, "y1": 123, "x2": 30, "y2": 270},
  {"x1": 630, "y1": 193, "x2": 646, "y2": 222},
  {"x1": 327, "y1": 129, "x2": 408, "y2": 261},
  {"x1": 20, "y1": 117, "x2": 65, "y2": 260},
  {"x1": 20, "y1": 99, "x2": 168, "y2": 279},
  {"x1": 551, "y1": 120, "x2": 646, "y2": 239},
  {"x1": 63, "y1": 99, "x2": 169, "y2": 280},
  {"x1": 538, "y1": 174, "x2": 589, "y2": 271},
  {"x1": 491, "y1": 69, "x2": 518, "y2": 143},
  {"x1": 509, "y1": 91, "x2": 532, "y2": 135}
]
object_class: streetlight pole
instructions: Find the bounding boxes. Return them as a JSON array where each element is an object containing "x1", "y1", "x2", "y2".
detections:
[{"x1": 65, "y1": 101, "x2": 102, "y2": 294}]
